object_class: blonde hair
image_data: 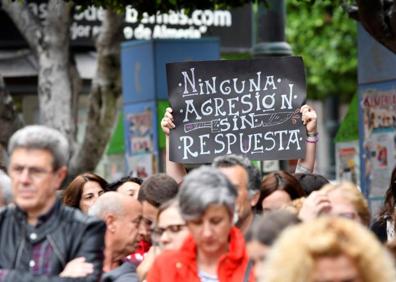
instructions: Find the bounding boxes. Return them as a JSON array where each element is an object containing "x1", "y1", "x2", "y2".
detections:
[
  {"x1": 260, "y1": 217, "x2": 396, "y2": 282},
  {"x1": 320, "y1": 182, "x2": 370, "y2": 226}
]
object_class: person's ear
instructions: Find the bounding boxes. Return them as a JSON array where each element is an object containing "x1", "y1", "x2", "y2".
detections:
[
  {"x1": 105, "y1": 214, "x2": 117, "y2": 233},
  {"x1": 250, "y1": 191, "x2": 260, "y2": 207},
  {"x1": 54, "y1": 166, "x2": 67, "y2": 189}
]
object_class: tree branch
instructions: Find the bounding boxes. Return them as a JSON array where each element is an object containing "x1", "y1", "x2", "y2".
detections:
[
  {"x1": 354, "y1": 0, "x2": 396, "y2": 53},
  {"x1": 389, "y1": 0, "x2": 396, "y2": 35},
  {"x1": 0, "y1": 75, "x2": 23, "y2": 151},
  {"x1": 1, "y1": 0, "x2": 43, "y2": 57},
  {"x1": 69, "y1": 9, "x2": 123, "y2": 177}
]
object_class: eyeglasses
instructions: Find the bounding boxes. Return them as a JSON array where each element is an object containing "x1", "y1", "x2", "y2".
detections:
[
  {"x1": 153, "y1": 224, "x2": 186, "y2": 237},
  {"x1": 10, "y1": 165, "x2": 52, "y2": 180},
  {"x1": 333, "y1": 212, "x2": 358, "y2": 220}
]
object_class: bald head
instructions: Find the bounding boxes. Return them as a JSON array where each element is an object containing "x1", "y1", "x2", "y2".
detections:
[
  {"x1": 89, "y1": 191, "x2": 141, "y2": 219},
  {"x1": 89, "y1": 191, "x2": 142, "y2": 259}
]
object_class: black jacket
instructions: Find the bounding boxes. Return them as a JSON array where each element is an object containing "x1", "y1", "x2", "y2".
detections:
[
  {"x1": 0, "y1": 200, "x2": 106, "y2": 282},
  {"x1": 101, "y1": 261, "x2": 138, "y2": 282},
  {"x1": 371, "y1": 217, "x2": 388, "y2": 243}
]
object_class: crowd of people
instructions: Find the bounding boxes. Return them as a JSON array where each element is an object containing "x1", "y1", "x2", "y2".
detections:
[{"x1": 0, "y1": 105, "x2": 396, "y2": 281}]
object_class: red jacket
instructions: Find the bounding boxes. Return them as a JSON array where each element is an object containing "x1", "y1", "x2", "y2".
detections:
[{"x1": 147, "y1": 227, "x2": 255, "y2": 282}]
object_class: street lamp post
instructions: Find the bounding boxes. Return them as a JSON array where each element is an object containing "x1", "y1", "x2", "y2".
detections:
[
  {"x1": 253, "y1": 0, "x2": 292, "y2": 171},
  {"x1": 252, "y1": 0, "x2": 292, "y2": 57}
]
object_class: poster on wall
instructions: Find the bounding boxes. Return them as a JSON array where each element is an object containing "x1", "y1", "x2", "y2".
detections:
[
  {"x1": 123, "y1": 101, "x2": 158, "y2": 177},
  {"x1": 362, "y1": 89, "x2": 396, "y2": 138},
  {"x1": 126, "y1": 153, "x2": 155, "y2": 179},
  {"x1": 336, "y1": 141, "x2": 360, "y2": 186},
  {"x1": 364, "y1": 131, "x2": 396, "y2": 196},
  {"x1": 126, "y1": 109, "x2": 153, "y2": 154},
  {"x1": 166, "y1": 57, "x2": 307, "y2": 164},
  {"x1": 360, "y1": 81, "x2": 396, "y2": 197}
]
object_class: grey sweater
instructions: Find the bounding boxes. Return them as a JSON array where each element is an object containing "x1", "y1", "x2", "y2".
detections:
[{"x1": 101, "y1": 261, "x2": 139, "y2": 282}]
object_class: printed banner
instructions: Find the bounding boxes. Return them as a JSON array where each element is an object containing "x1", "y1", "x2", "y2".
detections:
[
  {"x1": 360, "y1": 84, "x2": 396, "y2": 197},
  {"x1": 336, "y1": 141, "x2": 360, "y2": 186},
  {"x1": 166, "y1": 57, "x2": 307, "y2": 163}
]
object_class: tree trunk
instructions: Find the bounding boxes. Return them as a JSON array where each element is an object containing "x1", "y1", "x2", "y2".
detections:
[
  {"x1": 38, "y1": 0, "x2": 75, "y2": 147},
  {"x1": 68, "y1": 54, "x2": 82, "y2": 154},
  {"x1": 2, "y1": 1, "x2": 123, "y2": 179},
  {"x1": 355, "y1": 0, "x2": 396, "y2": 53},
  {"x1": 0, "y1": 75, "x2": 23, "y2": 166},
  {"x1": 2, "y1": 0, "x2": 76, "y2": 147},
  {"x1": 69, "y1": 10, "x2": 123, "y2": 178}
]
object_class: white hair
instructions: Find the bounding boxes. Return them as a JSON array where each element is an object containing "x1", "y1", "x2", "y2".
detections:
[
  {"x1": 88, "y1": 192, "x2": 125, "y2": 219},
  {"x1": 8, "y1": 125, "x2": 69, "y2": 169},
  {"x1": 179, "y1": 166, "x2": 237, "y2": 221}
]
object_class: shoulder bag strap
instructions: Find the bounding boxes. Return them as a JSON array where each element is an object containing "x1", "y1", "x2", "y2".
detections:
[{"x1": 243, "y1": 259, "x2": 254, "y2": 282}]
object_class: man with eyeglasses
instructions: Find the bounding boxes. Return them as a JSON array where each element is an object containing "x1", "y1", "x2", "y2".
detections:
[
  {"x1": 133, "y1": 174, "x2": 179, "y2": 263},
  {"x1": 0, "y1": 125, "x2": 106, "y2": 281}
]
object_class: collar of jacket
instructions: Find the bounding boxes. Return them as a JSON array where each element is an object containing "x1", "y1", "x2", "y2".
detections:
[
  {"x1": 13, "y1": 199, "x2": 63, "y2": 243},
  {"x1": 176, "y1": 226, "x2": 247, "y2": 277}
]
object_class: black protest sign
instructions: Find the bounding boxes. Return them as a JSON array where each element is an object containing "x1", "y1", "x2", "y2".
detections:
[{"x1": 166, "y1": 57, "x2": 306, "y2": 164}]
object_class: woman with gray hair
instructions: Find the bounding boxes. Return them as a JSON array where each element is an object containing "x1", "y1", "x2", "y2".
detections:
[{"x1": 147, "y1": 166, "x2": 254, "y2": 282}]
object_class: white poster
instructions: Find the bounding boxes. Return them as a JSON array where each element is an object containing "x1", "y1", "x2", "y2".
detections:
[
  {"x1": 364, "y1": 131, "x2": 396, "y2": 196},
  {"x1": 126, "y1": 153, "x2": 155, "y2": 179},
  {"x1": 336, "y1": 141, "x2": 360, "y2": 186},
  {"x1": 361, "y1": 86, "x2": 396, "y2": 197}
]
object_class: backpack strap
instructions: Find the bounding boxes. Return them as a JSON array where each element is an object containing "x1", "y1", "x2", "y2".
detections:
[{"x1": 243, "y1": 259, "x2": 254, "y2": 282}]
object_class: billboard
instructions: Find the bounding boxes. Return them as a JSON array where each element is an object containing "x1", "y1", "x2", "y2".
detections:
[
  {"x1": 0, "y1": 3, "x2": 252, "y2": 51},
  {"x1": 359, "y1": 80, "x2": 396, "y2": 197}
]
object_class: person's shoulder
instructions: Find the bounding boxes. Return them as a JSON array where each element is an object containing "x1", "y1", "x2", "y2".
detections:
[
  {"x1": 114, "y1": 272, "x2": 138, "y2": 282},
  {"x1": 60, "y1": 205, "x2": 105, "y2": 230},
  {"x1": 60, "y1": 204, "x2": 88, "y2": 221},
  {"x1": 0, "y1": 204, "x2": 10, "y2": 215},
  {"x1": 147, "y1": 249, "x2": 189, "y2": 282},
  {"x1": 0, "y1": 205, "x2": 21, "y2": 233},
  {"x1": 151, "y1": 249, "x2": 183, "y2": 268},
  {"x1": 371, "y1": 216, "x2": 387, "y2": 230},
  {"x1": 0, "y1": 203, "x2": 17, "y2": 218},
  {"x1": 102, "y1": 262, "x2": 138, "y2": 282},
  {"x1": 371, "y1": 217, "x2": 388, "y2": 243},
  {"x1": 118, "y1": 261, "x2": 137, "y2": 273}
]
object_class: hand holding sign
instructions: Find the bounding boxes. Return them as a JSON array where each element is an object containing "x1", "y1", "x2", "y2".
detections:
[
  {"x1": 166, "y1": 57, "x2": 307, "y2": 164},
  {"x1": 301, "y1": 105, "x2": 317, "y2": 135},
  {"x1": 161, "y1": 107, "x2": 175, "y2": 136}
]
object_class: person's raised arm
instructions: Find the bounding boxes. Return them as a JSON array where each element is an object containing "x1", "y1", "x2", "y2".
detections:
[
  {"x1": 295, "y1": 104, "x2": 318, "y2": 173},
  {"x1": 161, "y1": 107, "x2": 187, "y2": 184}
]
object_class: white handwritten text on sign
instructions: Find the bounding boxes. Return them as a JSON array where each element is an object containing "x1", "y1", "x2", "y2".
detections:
[{"x1": 166, "y1": 57, "x2": 306, "y2": 163}]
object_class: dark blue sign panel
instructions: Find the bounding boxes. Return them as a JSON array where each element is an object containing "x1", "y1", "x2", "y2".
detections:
[
  {"x1": 154, "y1": 39, "x2": 220, "y2": 100},
  {"x1": 121, "y1": 39, "x2": 219, "y2": 104},
  {"x1": 121, "y1": 42, "x2": 156, "y2": 104}
]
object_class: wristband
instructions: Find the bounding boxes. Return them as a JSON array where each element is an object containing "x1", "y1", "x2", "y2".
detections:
[
  {"x1": 307, "y1": 131, "x2": 318, "y2": 137},
  {"x1": 306, "y1": 135, "x2": 319, "y2": 143}
]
